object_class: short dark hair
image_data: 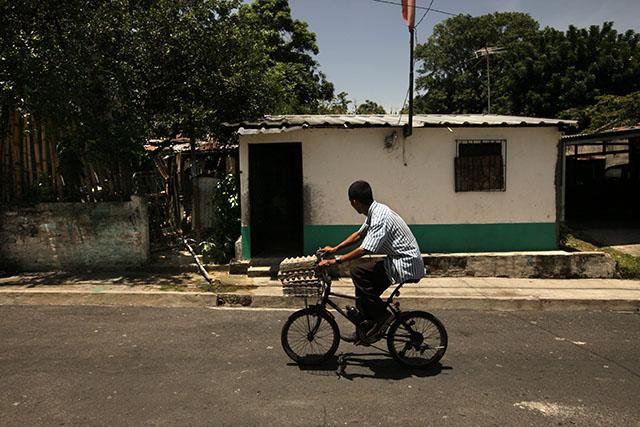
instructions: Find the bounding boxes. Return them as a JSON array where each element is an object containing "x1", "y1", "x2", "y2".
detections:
[{"x1": 348, "y1": 180, "x2": 373, "y2": 204}]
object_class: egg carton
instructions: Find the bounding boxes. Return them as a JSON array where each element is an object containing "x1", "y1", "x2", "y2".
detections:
[{"x1": 278, "y1": 256, "x2": 323, "y2": 297}]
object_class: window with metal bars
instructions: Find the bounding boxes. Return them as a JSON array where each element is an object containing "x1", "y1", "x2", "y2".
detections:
[{"x1": 454, "y1": 139, "x2": 506, "y2": 192}]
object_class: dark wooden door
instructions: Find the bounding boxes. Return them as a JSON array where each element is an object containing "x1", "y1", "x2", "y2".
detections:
[{"x1": 249, "y1": 143, "x2": 303, "y2": 257}]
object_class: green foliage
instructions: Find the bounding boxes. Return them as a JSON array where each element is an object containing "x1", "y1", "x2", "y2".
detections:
[
  {"x1": 560, "y1": 225, "x2": 640, "y2": 279},
  {"x1": 415, "y1": 12, "x2": 540, "y2": 114},
  {"x1": 0, "y1": 0, "x2": 335, "y2": 187},
  {"x1": 238, "y1": 0, "x2": 334, "y2": 114},
  {"x1": 355, "y1": 100, "x2": 386, "y2": 114},
  {"x1": 0, "y1": 0, "x2": 148, "y2": 186},
  {"x1": 200, "y1": 174, "x2": 240, "y2": 263},
  {"x1": 559, "y1": 91, "x2": 640, "y2": 132},
  {"x1": 317, "y1": 91, "x2": 353, "y2": 114},
  {"x1": 602, "y1": 248, "x2": 640, "y2": 279},
  {"x1": 414, "y1": 14, "x2": 640, "y2": 124}
]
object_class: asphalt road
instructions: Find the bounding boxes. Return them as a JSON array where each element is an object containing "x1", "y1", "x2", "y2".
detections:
[{"x1": 1, "y1": 305, "x2": 639, "y2": 426}]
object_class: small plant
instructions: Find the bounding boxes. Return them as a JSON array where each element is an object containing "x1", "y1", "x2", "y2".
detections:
[{"x1": 199, "y1": 173, "x2": 240, "y2": 264}]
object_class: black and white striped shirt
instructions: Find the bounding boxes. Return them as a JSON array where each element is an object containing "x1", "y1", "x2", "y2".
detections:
[{"x1": 358, "y1": 201, "x2": 425, "y2": 284}]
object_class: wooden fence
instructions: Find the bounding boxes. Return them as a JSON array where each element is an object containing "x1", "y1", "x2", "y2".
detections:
[
  {"x1": 0, "y1": 110, "x2": 63, "y2": 203},
  {"x1": 1, "y1": 110, "x2": 134, "y2": 203}
]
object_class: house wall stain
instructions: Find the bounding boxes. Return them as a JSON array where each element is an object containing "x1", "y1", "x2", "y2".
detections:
[{"x1": 0, "y1": 196, "x2": 149, "y2": 271}]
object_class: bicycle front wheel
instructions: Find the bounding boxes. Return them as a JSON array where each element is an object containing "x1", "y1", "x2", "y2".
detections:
[
  {"x1": 387, "y1": 311, "x2": 447, "y2": 368},
  {"x1": 281, "y1": 307, "x2": 340, "y2": 365}
]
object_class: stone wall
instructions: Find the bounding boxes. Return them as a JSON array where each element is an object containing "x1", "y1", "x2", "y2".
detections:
[
  {"x1": 0, "y1": 196, "x2": 149, "y2": 271},
  {"x1": 334, "y1": 251, "x2": 617, "y2": 279}
]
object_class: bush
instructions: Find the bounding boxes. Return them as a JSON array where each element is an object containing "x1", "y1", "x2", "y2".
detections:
[{"x1": 199, "y1": 174, "x2": 240, "y2": 263}]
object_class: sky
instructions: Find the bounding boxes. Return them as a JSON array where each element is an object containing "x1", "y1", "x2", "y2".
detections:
[{"x1": 287, "y1": 0, "x2": 640, "y2": 113}]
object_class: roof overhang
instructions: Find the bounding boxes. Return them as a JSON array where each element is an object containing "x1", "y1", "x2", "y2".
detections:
[
  {"x1": 561, "y1": 127, "x2": 640, "y2": 145},
  {"x1": 226, "y1": 114, "x2": 576, "y2": 135}
]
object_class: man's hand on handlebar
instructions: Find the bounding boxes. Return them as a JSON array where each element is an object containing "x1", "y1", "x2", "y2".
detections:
[
  {"x1": 321, "y1": 246, "x2": 337, "y2": 254},
  {"x1": 318, "y1": 258, "x2": 337, "y2": 267}
]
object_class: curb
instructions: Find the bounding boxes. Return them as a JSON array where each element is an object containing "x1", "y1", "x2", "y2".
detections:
[{"x1": 1, "y1": 290, "x2": 639, "y2": 312}]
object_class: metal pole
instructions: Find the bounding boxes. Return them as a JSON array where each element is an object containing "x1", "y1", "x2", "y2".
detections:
[
  {"x1": 404, "y1": 27, "x2": 415, "y2": 138},
  {"x1": 486, "y1": 49, "x2": 491, "y2": 114},
  {"x1": 190, "y1": 133, "x2": 201, "y2": 240}
]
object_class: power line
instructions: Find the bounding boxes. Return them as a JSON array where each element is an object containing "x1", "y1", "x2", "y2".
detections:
[
  {"x1": 368, "y1": 0, "x2": 457, "y2": 16},
  {"x1": 415, "y1": 0, "x2": 435, "y2": 28}
]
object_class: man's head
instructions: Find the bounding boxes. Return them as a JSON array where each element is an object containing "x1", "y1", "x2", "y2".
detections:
[{"x1": 348, "y1": 180, "x2": 374, "y2": 214}]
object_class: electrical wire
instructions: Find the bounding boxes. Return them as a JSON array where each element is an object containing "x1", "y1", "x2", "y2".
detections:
[
  {"x1": 397, "y1": 85, "x2": 410, "y2": 125},
  {"x1": 368, "y1": 0, "x2": 457, "y2": 16},
  {"x1": 414, "y1": 0, "x2": 435, "y2": 28}
]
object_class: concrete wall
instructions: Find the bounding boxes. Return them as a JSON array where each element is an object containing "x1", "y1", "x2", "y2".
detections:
[
  {"x1": 239, "y1": 126, "x2": 562, "y2": 256},
  {"x1": 0, "y1": 196, "x2": 149, "y2": 271}
]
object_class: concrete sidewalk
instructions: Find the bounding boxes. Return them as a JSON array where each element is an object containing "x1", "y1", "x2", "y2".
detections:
[{"x1": 1, "y1": 271, "x2": 640, "y2": 312}]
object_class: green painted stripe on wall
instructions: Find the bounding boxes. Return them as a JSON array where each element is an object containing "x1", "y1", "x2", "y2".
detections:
[
  {"x1": 304, "y1": 222, "x2": 557, "y2": 254},
  {"x1": 303, "y1": 225, "x2": 362, "y2": 254},
  {"x1": 242, "y1": 223, "x2": 557, "y2": 258},
  {"x1": 241, "y1": 226, "x2": 251, "y2": 259}
]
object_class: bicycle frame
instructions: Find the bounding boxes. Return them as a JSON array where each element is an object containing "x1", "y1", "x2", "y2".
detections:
[{"x1": 306, "y1": 266, "x2": 412, "y2": 339}]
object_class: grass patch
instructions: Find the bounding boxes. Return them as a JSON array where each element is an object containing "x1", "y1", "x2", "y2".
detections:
[
  {"x1": 198, "y1": 281, "x2": 220, "y2": 293},
  {"x1": 602, "y1": 248, "x2": 640, "y2": 279},
  {"x1": 560, "y1": 231, "x2": 599, "y2": 252},
  {"x1": 198, "y1": 281, "x2": 256, "y2": 293},
  {"x1": 560, "y1": 225, "x2": 640, "y2": 279}
]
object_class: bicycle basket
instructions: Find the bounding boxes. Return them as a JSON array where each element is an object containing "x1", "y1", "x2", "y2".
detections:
[{"x1": 278, "y1": 256, "x2": 323, "y2": 297}]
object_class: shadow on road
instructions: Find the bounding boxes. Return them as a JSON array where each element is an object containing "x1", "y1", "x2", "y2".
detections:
[
  {"x1": 290, "y1": 353, "x2": 451, "y2": 381},
  {"x1": 0, "y1": 271, "x2": 203, "y2": 288}
]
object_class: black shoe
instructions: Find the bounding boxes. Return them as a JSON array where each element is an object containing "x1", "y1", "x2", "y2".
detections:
[
  {"x1": 363, "y1": 313, "x2": 394, "y2": 338},
  {"x1": 360, "y1": 319, "x2": 379, "y2": 338}
]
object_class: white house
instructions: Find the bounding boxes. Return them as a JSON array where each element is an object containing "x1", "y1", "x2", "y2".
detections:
[{"x1": 231, "y1": 114, "x2": 576, "y2": 259}]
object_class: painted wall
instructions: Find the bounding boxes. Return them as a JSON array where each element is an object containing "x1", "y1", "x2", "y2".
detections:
[
  {"x1": 239, "y1": 126, "x2": 561, "y2": 256},
  {"x1": 0, "y1": 196, "x2": 150, "y2": 271}
]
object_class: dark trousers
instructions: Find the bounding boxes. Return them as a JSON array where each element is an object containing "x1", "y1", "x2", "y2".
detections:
[{"x1": 350, "y1": 260, "x2": 392, "y2": 322}]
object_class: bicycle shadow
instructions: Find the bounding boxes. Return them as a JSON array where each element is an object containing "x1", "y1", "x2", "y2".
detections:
[{"x1": 290, "y1": 352, "x2": 451, "y2": 381}]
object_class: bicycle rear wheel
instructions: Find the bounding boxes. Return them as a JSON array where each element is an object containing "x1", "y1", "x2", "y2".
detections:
[
  {"x1": 387, "y1": 311, "x2": 447, "y2": 368},
  {"x1": 281, "y1": 307, "x2": 340, "y2": 365}
]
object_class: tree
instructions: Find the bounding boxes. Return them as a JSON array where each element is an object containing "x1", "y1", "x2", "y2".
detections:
[
  {"x1": 414, "y1": 12, "x2": 540, "y2": 114},
  {"x1": 140, "y1": 0, "x2": 288, "y2": 142},
  {"x1": 510, "y1": 23, "x2": 640, "y2": 118},
  {"x1": 0, "y1": 0, "x2": 151, "y2": 199},
  {"x1": 238, "y1": 0, "x2": 334, "y2": 114},
  {"x1": 355, "y1": 100, "x2": 386, "y2": 114},
  {"x1": 560, "y1": 91, "x2": 640, "y2": 132},
  {"x1": 414, "y1": 14, "x2": 640, "y2": 121},
  {"x1": 1, "y1": 0, "x2": 336, "y2": 201},
  {"x1": 317, "y1": 91, "x2": 352, "y2": 114}
]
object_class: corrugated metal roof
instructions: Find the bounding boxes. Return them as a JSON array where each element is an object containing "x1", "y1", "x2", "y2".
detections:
[
  {"x1": 561, "y1": 126, "x2": 640, "y2": 144},
  {"x1": 227, "y1": 114, "x2": 576, "y2": 134}
]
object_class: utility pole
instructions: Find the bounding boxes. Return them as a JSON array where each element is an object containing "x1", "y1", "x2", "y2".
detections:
[
  {"x1": 404, "y1": 26, "x2": 414, "y2": 138},
  {"x1": 401, "y1": 0, "x2": 416, "y2": 137},
  {"x1": 473, "y1": 47, "x2": 506, "y2": 114}
]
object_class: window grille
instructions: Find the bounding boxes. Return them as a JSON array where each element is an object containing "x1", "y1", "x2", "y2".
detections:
[{"x1": 454, "y1": 139, "x2": 506, "y2": 192}]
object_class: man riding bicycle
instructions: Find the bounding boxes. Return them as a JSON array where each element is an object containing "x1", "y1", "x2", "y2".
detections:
[{"x1": 319, "y1": 180, "x2": 425, "y2": 342}]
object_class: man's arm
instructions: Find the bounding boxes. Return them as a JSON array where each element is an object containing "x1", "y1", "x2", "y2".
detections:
[
  {"x1": 322, "y1": 231, "x2": 363, "y2": 254},
  {"x1": 319, "y1": 231, "x2": 369, "y2": 267}
]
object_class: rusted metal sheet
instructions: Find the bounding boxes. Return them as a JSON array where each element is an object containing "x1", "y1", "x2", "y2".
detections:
[{"x1": 196, "y1": 176, "x2": 219, "y2": 229}]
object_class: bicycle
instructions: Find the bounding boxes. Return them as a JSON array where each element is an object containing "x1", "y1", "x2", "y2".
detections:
[{"x1": 280, "y1": 250, "x2": 448, "y2": 368}]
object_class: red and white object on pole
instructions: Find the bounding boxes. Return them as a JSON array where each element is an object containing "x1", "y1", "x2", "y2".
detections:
[{"x1": 402, "y1": 0, "x2": 416, "y2": 29}]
